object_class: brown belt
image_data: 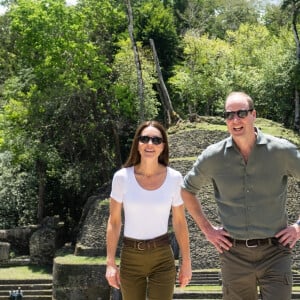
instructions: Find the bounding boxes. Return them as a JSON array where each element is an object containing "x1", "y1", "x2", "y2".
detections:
[
  {"x1": 228, "y1": 237, "x2": 279, "y2": 248},
  {"x1": 123, "y1": 233, "x2": 170, "y2": 251}
]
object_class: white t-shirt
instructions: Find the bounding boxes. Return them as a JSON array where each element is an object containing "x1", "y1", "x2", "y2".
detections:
[{"x1": 110, "y1": 166, "x2": 183, "y2": 239}]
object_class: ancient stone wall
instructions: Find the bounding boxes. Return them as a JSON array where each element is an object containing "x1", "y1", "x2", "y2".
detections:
[{"x1": 53, "y1": 260, "x2": 110, "y2": 300}]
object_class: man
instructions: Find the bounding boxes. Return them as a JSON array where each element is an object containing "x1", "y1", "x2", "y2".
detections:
[{"x1": 181, "y1": 91, "x2": 300, "y2": 300}]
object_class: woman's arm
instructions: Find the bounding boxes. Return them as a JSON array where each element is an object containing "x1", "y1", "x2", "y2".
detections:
[
  {"x1": 106, "y1": 198, "x2": 122, "y2": 289},
  {"x1": 172, "y1": 204, "x2": 192, "y2": 288}
]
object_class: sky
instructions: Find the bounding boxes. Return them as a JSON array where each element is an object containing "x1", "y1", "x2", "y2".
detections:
[{"x1": 66, "y1": 0, "x2": 77, "y2": 5}]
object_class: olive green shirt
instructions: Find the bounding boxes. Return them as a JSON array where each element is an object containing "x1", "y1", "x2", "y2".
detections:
[{"x1": 182, "y1": 128, "x2": 300, "y2": 239}]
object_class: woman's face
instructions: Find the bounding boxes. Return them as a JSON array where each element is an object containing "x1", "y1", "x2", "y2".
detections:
[{"x1": 137, "y1": 126, "x2": 165, "y2": 162}]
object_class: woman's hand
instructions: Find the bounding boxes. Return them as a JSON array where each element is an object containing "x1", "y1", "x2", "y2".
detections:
[
  {"x1": 105, "y1": 263, "x2": 121, "y2": 289},
  {"x1": 177, "y1": 259, "x2": 192, "y2": 288}
]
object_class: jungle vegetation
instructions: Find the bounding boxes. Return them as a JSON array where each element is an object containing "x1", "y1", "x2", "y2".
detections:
[{"x1": 0, "y1": 0, "x2": 299, "y2": 239}]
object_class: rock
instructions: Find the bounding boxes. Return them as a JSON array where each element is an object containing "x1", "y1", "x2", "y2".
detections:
[{"x1": 0, "y1": 242, "x2": 10, "y2": 262}]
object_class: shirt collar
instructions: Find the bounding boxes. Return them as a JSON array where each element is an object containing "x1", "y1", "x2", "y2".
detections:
[{"x1": 225, "y1": 127, "x2": 267, "y2": 149}]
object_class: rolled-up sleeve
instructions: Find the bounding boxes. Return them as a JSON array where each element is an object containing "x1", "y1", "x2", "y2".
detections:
[{"x1": 182, "y1": 153, "x2": 210, "y2": 195}]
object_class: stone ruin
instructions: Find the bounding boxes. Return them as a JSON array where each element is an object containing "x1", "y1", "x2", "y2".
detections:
[
  {"x1": 0, "y1": 215, "x2": 66, "y2": 266},
  {"x1": 0, "y1": 127, "x2": 299, "y2": 299}
]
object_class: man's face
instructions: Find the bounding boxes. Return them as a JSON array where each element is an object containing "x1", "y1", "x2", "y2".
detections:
[{"x1": 225, "y1": 95, "x2": 256, "y2": 139}]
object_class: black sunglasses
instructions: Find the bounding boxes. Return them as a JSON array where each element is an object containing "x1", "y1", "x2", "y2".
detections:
[
  {"x1": 224, "y1": 109, "x2": 253, "y2": 120},
  {"x1": 138, "y1": 135, "x2": 164, "y2": 145}
]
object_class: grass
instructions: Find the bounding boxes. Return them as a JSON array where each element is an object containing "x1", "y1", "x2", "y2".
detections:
[
  {"x1": 179, "y1": 285, "x2": 222, "y2": 291},
  {"x1": 54, "y1": 254, "x2": 106, "y2": 265},
  {"x1": 0, "y1": 265, "x2": 52, "y2": 280},
  {"x1": 177, "y1": 285, "x2": 300, "y2": 292}
]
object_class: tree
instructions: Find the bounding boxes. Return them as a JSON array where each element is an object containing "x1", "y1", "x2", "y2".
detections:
[
  {"x1": 281, "y1": 0, "x2": 300, "y2": 131},
  {"x1": 175, "y1": 0, "x2": 260, "y2": 39},
  {"x1": 124, "y1": 0, "x2": 145, "y2": 122},
  {"x1": 264, "y1": 3, "x2": 290, "y2": 35},
  {"x1": 150, "y1": 38, "x2": 180, "y2": 126},
  {"x1": 112, "y1": 39, "x2": 160, "y2": 122},
  {"x1": 133, "y1": 0, "x2": 180, "y2": 78},
  {"x1": 168, "y1": 30, "x2": 232, "y2": 116},
  {"x1": 169, "y1": 23, "x2": 296, "y2": 124},
  {"x1": 0, "y1": 151, "x2": 37, "y2": 229},
  {"x1": 227, "y1": 24, "x2": 295, "y2": 124},
  {"x1": 1, "y1": 0, "x2": 117, "y2": 228}
]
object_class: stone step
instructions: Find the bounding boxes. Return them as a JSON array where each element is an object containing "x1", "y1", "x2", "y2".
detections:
[
  {"x1": 173, "y1": 291, "x2": 300, "y2": 299},
  {"x1": 0, "y1": 290, "x2": 52, "y2": 296},
  {"x1": 0, "y1": 279, "x2": 52, "y2": 300},
  {"x1": 177, "y1": 271, "x2": 300, "y2": 286},
  {"x1": 173, "y1": 291, "x2": 222, "y2": 299},
  {"x1": 173, "y1": 271, "x2": 300, "y2": 299},
  {"x1": 0, "y1": 284, "x2": 52, "y2": 291},
  {"x1": 0, "y1": 280, "x2": 52, "y2": 285}
]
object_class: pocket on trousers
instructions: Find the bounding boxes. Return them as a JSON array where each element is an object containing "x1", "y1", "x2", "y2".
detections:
[{"x1": 284, "y1": 273, "x2": 293, "y2": 286}]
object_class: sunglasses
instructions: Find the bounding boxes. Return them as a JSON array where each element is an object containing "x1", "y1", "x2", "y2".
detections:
[
  {"x1": 224, "y1": 109, "x2": 253, "y2": 120},
  {"x1": 138, "y1": 135, "x2": 164, "y2": 145}
]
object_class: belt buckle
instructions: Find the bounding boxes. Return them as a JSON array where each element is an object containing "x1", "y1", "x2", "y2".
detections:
[
  {"x1": 245, "y1": 239, "x2": 258, "y2": 248},
  {"x1": 137, "y1": 241, "x2": 145, "y2": 251}
]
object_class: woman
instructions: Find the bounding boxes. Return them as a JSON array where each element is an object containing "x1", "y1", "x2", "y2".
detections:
[{"x1": 106, "y1": 120, "x2": 192, "y2": 300}]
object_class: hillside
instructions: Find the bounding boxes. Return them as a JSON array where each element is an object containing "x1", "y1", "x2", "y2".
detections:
[{"x1": 167, "y1": 117, "x2": 300, "y2": 269}]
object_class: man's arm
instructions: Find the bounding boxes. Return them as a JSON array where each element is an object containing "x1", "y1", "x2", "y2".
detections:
[{"x1": 181, "y1": 188, "x2": 232, "y2": 253}]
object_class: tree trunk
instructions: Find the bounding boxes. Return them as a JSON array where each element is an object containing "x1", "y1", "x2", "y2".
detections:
[
  {"x1": 291, "y1": 2, "x2": 300, "y2": 131},
  {"x1": 124, "y1": 0, "x2": 145, "y2": 122},
  {"x1": 149, "y1": 38, "x2": 180, "y2": 126}
]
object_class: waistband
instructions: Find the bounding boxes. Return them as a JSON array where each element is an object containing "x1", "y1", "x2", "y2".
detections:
[
  {"x1": 228, "y1": 237, "x2": 279, "y2": 248},
  {"x1": 123, "y1": 233, "x2": 170, "y2": 251}
]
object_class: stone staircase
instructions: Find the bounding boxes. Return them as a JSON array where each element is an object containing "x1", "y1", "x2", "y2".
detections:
[
  {"x1": 0, "y1": 271, "x2": 299, "y2": 299},
  {"x1": 173, "y1": 271, "x2": 300, "y2": 300},
  {"x1": 0, "y1": 279, "x2": 52, "y2": 300}
]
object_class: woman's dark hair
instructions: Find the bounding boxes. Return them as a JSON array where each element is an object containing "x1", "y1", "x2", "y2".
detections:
[{"x1": 123, "y1": 121, "x2": 169, "y2": 167}]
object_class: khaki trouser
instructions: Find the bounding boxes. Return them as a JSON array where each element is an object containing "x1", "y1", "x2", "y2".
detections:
[
  {"x1": 220, "y1": 241, "x2": 292, "y2": 300},
  {"x1": 120, "y1": 244, "x2": 176, "y2": 300}
]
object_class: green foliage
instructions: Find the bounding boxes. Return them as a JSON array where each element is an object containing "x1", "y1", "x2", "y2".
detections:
[
  {"x1": 175, "y1": 0, "x2": 260, "y2": 39},
  {"x1": 77, "y1": 0, "x2": 127, "y2": 61},
  {"x1": 169, "y1": 31, "x2": 232, "y2": 115},
  {"x1": 169, "y1": 22, "x2": 296, "y2": 124},
  {"x1": 0, "y1": 151, "x2": 37, "y2": 228},
  {"x1": 133, "y1": 0, "x2": 179, "y2": 77},
  {"x1": 0, "y1": 0, "x2": 119, "y2": 228},
  {"x1": 112, "y1": 39, "x2": 160, "y2": 122},
  {"x1": 226, "y1": 24, "x2": 296, "y2": 124},
  {"x1": 264, "y1": 4, "x2": 290, "y2": 35}
]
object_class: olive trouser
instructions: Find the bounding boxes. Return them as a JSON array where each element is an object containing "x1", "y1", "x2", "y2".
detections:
[
  {"x1": 120, "y1": 244, "x2": 176, "y2": 300},
  {"x1": 220, "y1": 240, "x2": 292, "y2": 300}
]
